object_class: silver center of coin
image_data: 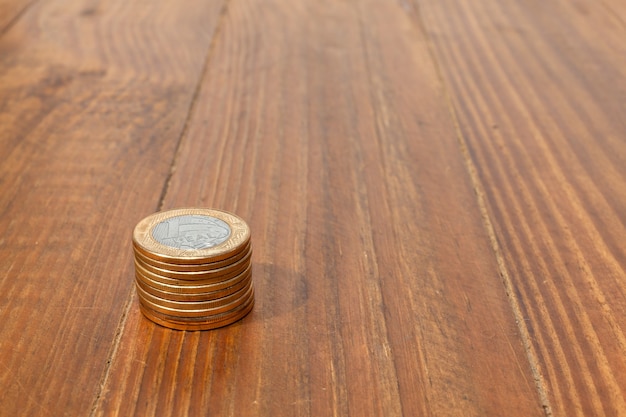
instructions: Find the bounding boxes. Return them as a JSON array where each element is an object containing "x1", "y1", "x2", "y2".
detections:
[{"x1": 151, "y1": 215, "x2": 231, "y2": 250}]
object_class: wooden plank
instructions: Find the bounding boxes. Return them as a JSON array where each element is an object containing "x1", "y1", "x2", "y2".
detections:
[
  {"x1": 413, "y1": 0, "x2": 626, "y2": 415},
  {"x1": 0, "y1": 0, "x2": 225, "y2": 415},
  {"x1": 95, "y1": 0, "x2": 544, "y2": 415}
]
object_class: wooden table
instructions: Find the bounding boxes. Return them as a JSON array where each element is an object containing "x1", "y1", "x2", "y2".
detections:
[{"x1": 1, "y1": 0, "x2": 625, "y2": 415}]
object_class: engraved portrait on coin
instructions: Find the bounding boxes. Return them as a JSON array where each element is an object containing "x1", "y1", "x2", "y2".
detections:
[{"x1": 151, "y1": 215, "x2": 231, "y2": 250}]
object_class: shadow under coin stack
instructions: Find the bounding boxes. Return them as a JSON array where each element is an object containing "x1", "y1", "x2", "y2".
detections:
[{"x1": 132, "y1": 208, "x2": 254, "y2": 330}]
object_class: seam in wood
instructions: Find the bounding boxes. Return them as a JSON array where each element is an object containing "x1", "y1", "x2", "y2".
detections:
[
  {"x1": 0, "y1": 0, "x2": 40, "y2": 37},
  {"x1": 407, "y1": 2, "x2": 554, "y2": 416},
  {"x1": 87, "y1": 290, "x2": 137, "y2": 417},
  {"x1": 87, "y1": 2, "x2": 232, "y2": 416},
  {"x1": 155, "y1": 0, "x2": 232, "y2": 212}
]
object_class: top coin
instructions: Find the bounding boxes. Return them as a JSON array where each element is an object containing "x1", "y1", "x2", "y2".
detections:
[{"x1": 133, "y1": 208, "x2": 251, "y2": 264}]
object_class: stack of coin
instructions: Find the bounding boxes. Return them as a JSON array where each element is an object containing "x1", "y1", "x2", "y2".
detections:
[{"x1": 132, "y1": 208, "x2": 254, "y2": 331}]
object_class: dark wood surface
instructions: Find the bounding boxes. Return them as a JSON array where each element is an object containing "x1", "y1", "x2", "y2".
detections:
[{"x1": 0, "y1": 0, "x2": 624, "y2": 416}]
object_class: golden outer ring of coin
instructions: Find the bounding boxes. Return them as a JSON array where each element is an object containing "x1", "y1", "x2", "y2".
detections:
[
  {"x1": 134, "y1": 266, "x2": 251, "y2": 294},
  {"x1": 135, "y1": 247, "x2": 252, "y2": 280},
  {"x1": 134, "y1": 242, "x2": 251, "y2": 272},
  {"x1": 141, "y1": 290, "x2": 254, "y2": 323},
  {"x1": 134, "y1": 260, "x2": 251, "y2": 288},
  {"x1": 137, "y1": 283, "x2": 254, "y2": 317},
  {"x1": 134, "y1": 255, "x2": 251, "y2": 285},
  {"x1": 138, "y1": 297, "x2": 254, "y2": 331},
  {"x1": 135, "y1": 272, "x2": 251, "y2": 302},
  {"x1": 135, "y1": 278, "x2": 251, "y2": 310},
  {"x1": 133, "y1": 208, "x2": 251, "y2": 264}
]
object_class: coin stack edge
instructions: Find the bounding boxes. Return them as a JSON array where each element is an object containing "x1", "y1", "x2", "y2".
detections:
[{"x1": 132, "y1": 208, "x2": 254, "y2": 331}]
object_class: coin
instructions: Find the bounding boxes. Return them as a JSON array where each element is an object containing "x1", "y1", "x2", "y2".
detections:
[
  {"x1": 137, "y1": 283, "x2": 254, "y2": 317},
  {"x1": 132, "y1": 207, "x2": 255, "y2": 330},
  {"x1": 135, "y1": 273, "x2": 251, "y2": 301},
  {"x1": 135, "y1": 259, "x2": 251, "y2": 287},
  {"x1": 135, "y1": 247, "x2": 252, "y2": 280},
  {"x1": 140, "y1": 291, "x2": 254, "y2": 323},
  {"x1": 133, "y1": 208, "x2": 250, "y2": 264},
  {"x1": 138, "y1": 296, "x2": 255, "y2": 331},
  {"x1": 134, "y1": 266, "x2": 251, "y2": 294},
  {"x1": 134, "y1": 242, "x2": 251, "y2": 272},
  {"x1": 137, "y1": 296, "x2": 253, "y2": 325},
  {"x1": 135, "y1": 278, "x2": 252, "y2": 309}
]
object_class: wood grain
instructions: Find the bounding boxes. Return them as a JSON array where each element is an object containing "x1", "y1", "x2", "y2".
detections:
[
  {"x1": 0, "y1": 0, "x2": 224, "y2": 415},
  {"x1": 95, "y1": 0, "x2": 544, "y2": 416},
  {"x1": 3, "y1": 0, "x2": 623, "y2": 415},
  {"x1": 0, "y1": 0, "x2": 35, "y2": 34},
  {"x1": 413, "y1": 0, "x2": 626, "y2": 415}
]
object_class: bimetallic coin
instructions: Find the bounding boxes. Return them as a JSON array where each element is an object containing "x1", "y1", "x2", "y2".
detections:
[
  {"x1": 137, "y1": 283, "x2": 254, "y2": 317},
  {"x1": 135, "y1": 247, "x2": 251, "y2": 280},
  {"x1": 132, "y1": 207, "x2": 254, "y2": 331},
  {"x1": 135, "y1": 278, "x2": 252, "y2": 310},
  {"x1": 134, "y1": 266, "x2": 251, "y2": 294},
  {"x1": 135, "y1": 273, "x2": 251, "y2": 302},
  {"x1": 134, "y1": 256, "x2": 251, "y2": 285},
  {"x1": 133, "y1": 242, "x2": 251, "y2": 272},
  {"x1": 133, "y1": 208, "x2": 250, "y2": 264},
  {"x1": 144, "y1": 290, "x2": 255, "y2": 325},
  {"x1": 138, "y1": 296, "x2": 254, "y2": 331}
]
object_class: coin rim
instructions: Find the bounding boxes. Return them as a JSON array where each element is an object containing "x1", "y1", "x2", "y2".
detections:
[
  {"x1": 135, "y1": 278, "x2": 252, "y2": 309},
  {"x1": 137, "y1": 283, "x2": 254, "y2": 317},
  {"x1": 138, "y1": 297, "x2": 254, "y2": 331},
  {"x1": 134, "y1": 255, "x2": 251, "y2": 285},
  {"x1": 141, "y1": 290, "x2": 255, "y2": 323},
  {"x1": 134, "y1": 266, "x2": 252, "y2": 294},
  {"x1": 135, "y1": 247, "x2": 252, "y2": 280},
  {"x1": 134, "y1": 242, "x2": 251, "y2": 272},
  {"x1": 133, "y1": 208, "x2": 250, "y2": 264},
  {"x1": 135, "y1": 272, "x2": 251, "y2": 301}
]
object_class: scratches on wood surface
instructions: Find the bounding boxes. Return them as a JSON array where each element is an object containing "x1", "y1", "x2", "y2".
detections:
[
  {"x1": 0, "y1": 0, "x2": 624, "y2": 415},
  {"x1": 0, "y1": 0, "x2": 226, "y2": 415},
  {"x1": 413, "y1": 0, "x2": 626, "y2": 415},
  {"x1": 95, "y1": 0, "x2": 542, "y2": 416}
]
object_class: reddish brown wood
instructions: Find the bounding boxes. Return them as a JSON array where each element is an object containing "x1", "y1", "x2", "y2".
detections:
[
  {"x1": 414, "y1": 0, "x2": 626, "y2": 415},
  {"x1": 0, "y1": 0, "x2": 225, "y2": 415},
  {"x1": 0, "y1": 0, "x2": 35, "y2": 33},
  {"x1": 2, "y1": 0, "x2": 624, "y2": 415},
  {"x1": 95, "y1": 0, "x2": 543, "y2": 416}
]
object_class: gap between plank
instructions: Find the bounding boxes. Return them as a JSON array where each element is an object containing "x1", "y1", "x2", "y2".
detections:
[
  {"x1": 407, "y1": 3, "x2": 554, "y2": 416},
  {"x1": 88, "y1": 1, "x2": 232, "y2": 416},
  {"x1": 155, "y1": 0, "x2": 233, "y2": 212}
]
